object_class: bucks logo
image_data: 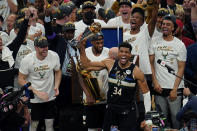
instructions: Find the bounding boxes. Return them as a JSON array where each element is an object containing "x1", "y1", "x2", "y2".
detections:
[
  {"x1": 39, "y1": 71, "x2": 46, "y2": 79},
  {"x1": 115, "y1": 71, "x2": 127, "y2": 86}
]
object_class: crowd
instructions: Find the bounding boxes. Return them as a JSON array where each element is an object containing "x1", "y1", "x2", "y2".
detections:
[{"x1": 0, "y1": 0, "x2": 197, "y2": 131}]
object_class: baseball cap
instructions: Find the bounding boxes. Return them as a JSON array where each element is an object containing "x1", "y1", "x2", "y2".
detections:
[
  {"x1": 82, "y1": 1, "x2": 96, "y2": 10},
  {"x1": 61, "y1": 1, "x2": 76, "y2": 11},
  {"x1": 34, "y1": 36, "x2": 48, "y2": 48},
  {"x1": 90, "y1": 32, "x2": 104, "y2": 41},
  {"x1": 53, "y1": 4, "x2": 73, "y2": 19},
  {"x1": 62, "y1": 22, "x2": 75, "y2": 32},
  {"x1": 158, "y1": 8, "x2": 170, "y2": 16},
  {"x1": 119, "y1": 0, "x2": 132, "y2": 7},
  {"x1": 105, "y1": 9, "x2": 116, "y2": 21},
  {"x1": 163, "y1": 14, "x2": 177, "y2": 30}
]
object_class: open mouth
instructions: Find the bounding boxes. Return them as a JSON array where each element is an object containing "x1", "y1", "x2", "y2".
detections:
[
  {"x1": 42, "y1": 50, "x2": 48, "y2": 55},
  {"x1": 120, "y1": 56, "x2": 127, "y2": 64},
  {"x1": 162, "y1": 28, "x2": 168, "y2": 34},
  {"x1": 130, "y1": 21, "x2": 137, "y2": 28},
  {"x1": 122, "y1": 12, "x2": 128, "y2": 17},
  {"x1": 123, "y1": 12, "x2": 128, "y2": 15}
]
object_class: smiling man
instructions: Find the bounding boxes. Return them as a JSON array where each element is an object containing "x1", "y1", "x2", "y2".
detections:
[
  {"x1": 149, "y1": 15, "x2": 187, "y2": 129},
  {"x1": 79, "y1": 40, "x2": 151, "y2": 131},
  {"x1": 107, "y1": 0, "x2": 132, "y2": 32},
  {"x1": 18, "y1": 36, "x2": 62, "y2": 131},
  {"x1": 84, "y1": 32, "x2": 109, "y2": 131}
]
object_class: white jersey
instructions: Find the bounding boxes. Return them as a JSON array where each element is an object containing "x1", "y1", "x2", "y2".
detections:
[
  {"x1": 15, "y1": 39, "x2": 35, "y2": 69},
  {"x1": 85, "y1": 47, "x2": 109, "y2": 99},
  {"x1": 74, "y1": 19, "x2": 107, "y2": 38},
  {"x1": 0, "y1": 0, "x2": 17, "y2": 30},
  {"x1": 123, "y1": 25, "x2": 152, "y2": 74},
  {"x1": 107, "y1": 16, "x2": 130, "y2": 31},
  {"x1": 19, "y1": 50, "x2": 60, "y2": 103},
  {"x1": 149, "y1": 36, "x2": 187, "y2": 89}
]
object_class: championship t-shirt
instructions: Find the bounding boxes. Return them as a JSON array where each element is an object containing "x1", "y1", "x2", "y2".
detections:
[
  {"x1": 19, "y1": 50, "x2": 60, "y2": 103},
  {"x1": 123, "y1": 24, "x2": 152, "y2": 74},
  {"x1": 149, "y1": 36, "x2": 187, "y2": 89}
]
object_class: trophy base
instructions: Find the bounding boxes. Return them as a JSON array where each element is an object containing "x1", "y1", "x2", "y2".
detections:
[{"x1": 84, "y1": 98, "x2": 106, "y2": 105}]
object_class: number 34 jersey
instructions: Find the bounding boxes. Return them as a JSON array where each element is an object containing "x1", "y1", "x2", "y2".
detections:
[{"x1": 107, "y1": 60, "x2": 137, "y2": 107}]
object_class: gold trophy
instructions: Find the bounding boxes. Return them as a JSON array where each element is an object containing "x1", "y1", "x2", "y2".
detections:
[
  {"x1": 79, "y1": 22, "x2": 102, "y2": 43},
  {"x1": 75, "y1": 22, "x2": 105, "y2": 105}
]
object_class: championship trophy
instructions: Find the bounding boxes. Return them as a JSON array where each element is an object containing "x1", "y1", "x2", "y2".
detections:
[{"x1": 75, "y1": 22, "x2": 105, "y2": 105}]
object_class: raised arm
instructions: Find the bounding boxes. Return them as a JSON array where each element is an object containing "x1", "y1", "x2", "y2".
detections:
[
  {"x1": 8, "y1": 9, "x2": 30, "y2": 59},
  {"x1": 79, "y1": 39, "x2": 113, "y2": 71},
  {"x1": 148, "y1": 0, "x2": 159, "y2": 37},
  {"x1": 7, "y1": 0, "x2": 18, "y2": 13},
  {"x1": 133, "y1": 66, "x2": 151, "y2": 112}
]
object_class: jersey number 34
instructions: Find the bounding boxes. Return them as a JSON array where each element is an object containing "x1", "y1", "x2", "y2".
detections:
[{"x1": 113, "y1": 87, "x2": 122, "y2": 96}]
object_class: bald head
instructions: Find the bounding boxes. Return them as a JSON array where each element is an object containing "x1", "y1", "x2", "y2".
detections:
[{"x1": 109, "y1": 47, "x2": 118, "y2": 60}]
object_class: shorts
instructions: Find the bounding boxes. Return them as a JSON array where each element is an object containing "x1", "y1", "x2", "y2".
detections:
[
  {"x1": 103, "y1": 104, "x2": 137, "y2": 131},
  {"x1": 85, "y1": 104, "x2": 106, "y2": 128},
  {"x1": 31, "y1": 100, "x2": 57, "y2": 120}
]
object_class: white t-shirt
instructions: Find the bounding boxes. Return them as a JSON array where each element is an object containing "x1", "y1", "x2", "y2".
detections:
[
  {"x1": 123, "y1": 25, "x2": 152, "y2": 74},
  {"x1": 149, "y1": 36, "x2": 187, "y2": 89},
  {"x1": 0, "y1": 0, "x2": 18, "y2": 30},
  {"x1": 15, "y1": 39, "x2": 35, "y2": 69},
  {"x1": 19, "y1": 50, "x2": 60, "y2": 103},
  {"x1": 107, "y1": 16, "x2": 130, "y2": 31},
  {"x1": 85, "y1": 47, "x2": 109, "y2": 100},
  {"x1": 74, "y1": 19, "x2": 107, "y2": 38}
]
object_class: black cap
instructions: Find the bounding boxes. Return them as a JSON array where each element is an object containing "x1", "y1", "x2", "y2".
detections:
[
  {"x1": 163, "y1": 14, "x2": 177, "y2": 31},
  {"x1": 61, "y1": 1, "x2": 76, "y2": 11},
  {"x1": 90, "y1": 32, "x2": 104, "y2": 41},
  {"x1": 119, "y1": 0, "x2": 132, "y2": 7},
  {"x1": 98, "y1": 8, "x2": 116, "y2": 21},
  {"x1": 82, "y1": 1, "x2": 96, "y2": 10},
  {"x1": 34, "y1": 36, "x2": 48, "y2": 48},
  {"x1": 105, "y1": 9, "x2": 116, "y2": 21},
  {"x1": 62, "y1": 22, "x2": 75, "y2": 32},
  {"x1": 53, "y1": 4, "x2": 73, "y2": 19},
  {"x1": 158, "y1": 8, "x2": 169, "y2": 16}
]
